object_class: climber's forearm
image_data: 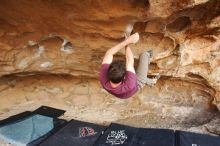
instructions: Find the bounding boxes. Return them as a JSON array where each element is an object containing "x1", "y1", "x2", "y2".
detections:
[
  {"x1": 102, "y1": 39, "x2": 130, "y2": 64},
  {"x1": 107, "y1": 39, "x2": 129, "y2": 55},
  {"x1": 125, "y1": 46, "x2": 135, "y2": 73},
  {"x1": 102, "y1": 33, "x2": 139, "y2": 64}
]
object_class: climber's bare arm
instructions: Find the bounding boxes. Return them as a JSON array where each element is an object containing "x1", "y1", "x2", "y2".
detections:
[
  {"x1": 102, "y1": 40, "x2": 129, "y2": 64},
  {"x1": 102, "y1": 33, "x2": 139, "y2": 64},
  {"x1": 125, "y1": 46, "x2": 135, "y2": 73}
]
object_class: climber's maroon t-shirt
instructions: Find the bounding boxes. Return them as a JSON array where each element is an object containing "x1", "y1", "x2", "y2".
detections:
[{"x1": 99, "y1": 64, "x2": 138, "y2": 99}]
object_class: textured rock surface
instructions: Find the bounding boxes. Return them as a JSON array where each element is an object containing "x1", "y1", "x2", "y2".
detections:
[
  {"x1": 0, "y1": 75, "x2": 218, "y2": 131},
  {"x1": 0, "y1": 0, "x2": 220, "y2": 139}
]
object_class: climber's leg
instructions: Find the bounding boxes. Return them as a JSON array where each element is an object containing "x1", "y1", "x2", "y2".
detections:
[{"x1": 136, "y1": 51, "x2": 159, "y2": 89}]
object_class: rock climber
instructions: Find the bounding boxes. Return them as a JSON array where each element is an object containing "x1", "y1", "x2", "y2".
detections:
[{"x1": 99, "y1": 32, "x2": 160, "y2": 99}]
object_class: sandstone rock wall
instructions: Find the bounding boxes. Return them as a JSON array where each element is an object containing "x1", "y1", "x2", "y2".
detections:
[{"x1": 0, "y1": 0, "x2": 220, "y2": 134}]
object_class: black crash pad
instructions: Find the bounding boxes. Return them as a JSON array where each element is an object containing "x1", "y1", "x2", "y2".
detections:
[
  {"x1": 0, "y1": 114, "x2": 66, "y2": 146},
  {"x1": 33, "y1": 106, "x2": 66, "y2": 118},
  {"x1": 0, "y1": 106, "x2": 67, "y2": 146},
  {"x1": 94, "y1": 123, "x2": 139, "y2": 146},
  {"x1": 94, "y1": 123, "x2": 175, "y2": 146},
  {"x1": 39, "y1": 119, "x2": 107, "y2": 146},
  {"x1": 0, "y1": 111, "x2": 33, "y2": 127},
  {"x1": 133, "y1": 128, "x2": 175, "y2": 146},
  {"x1": 176, "y1": 131, "x2": 220, "y2": 146}
]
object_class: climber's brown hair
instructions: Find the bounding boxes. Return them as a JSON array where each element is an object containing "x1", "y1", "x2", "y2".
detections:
[{"x1": 107, "y1": 60, "x2": 126, "y2": 83}]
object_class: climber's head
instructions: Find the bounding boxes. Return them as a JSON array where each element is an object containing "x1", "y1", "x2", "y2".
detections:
[{"x1": 107, "y1": 60, "x2": 126, "y2": 84}]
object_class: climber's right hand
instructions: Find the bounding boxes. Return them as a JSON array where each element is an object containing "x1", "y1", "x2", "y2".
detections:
[{"x1": 126, "y1": 32, "x2": 139, "y2": 44}]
